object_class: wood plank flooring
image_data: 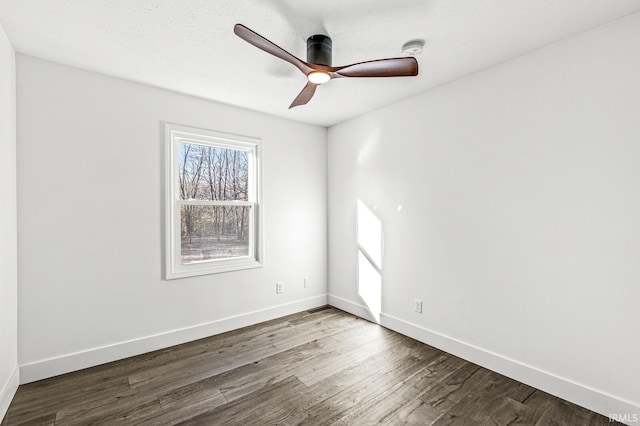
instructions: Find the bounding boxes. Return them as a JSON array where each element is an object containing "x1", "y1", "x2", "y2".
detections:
[{"x1": 1, "y1": 307, "x2": 619, "y2": 425}]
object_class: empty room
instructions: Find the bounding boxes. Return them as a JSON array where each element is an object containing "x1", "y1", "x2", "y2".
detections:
[{"x1": 1, "y1": 1, "x2": 639, "y2": 425}]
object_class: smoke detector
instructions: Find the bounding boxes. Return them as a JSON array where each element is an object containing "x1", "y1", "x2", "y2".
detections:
[{"x1": 402, "y1": 39, "x2": 425, "y2": 55}]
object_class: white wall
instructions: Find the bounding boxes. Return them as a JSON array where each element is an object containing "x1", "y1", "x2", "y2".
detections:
[
  {"x1": 16, "y1": 55, "x2": 328, "y2": 382},
  {"x1": 0, "y1": 23, "x2": 18, "y2": 421},
  {"x1": 328, "y1": 12, "x2": 640, "y2": 419}
]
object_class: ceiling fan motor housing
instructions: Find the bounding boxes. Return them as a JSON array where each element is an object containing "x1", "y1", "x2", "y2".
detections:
[{"x1": 307, "y1": 35, "x2": 332, "y2": 66}]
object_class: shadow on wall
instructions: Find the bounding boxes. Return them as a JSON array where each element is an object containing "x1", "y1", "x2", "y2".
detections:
[{"x1": 357, "y1": 200, "x2": 383, "y2": 323}]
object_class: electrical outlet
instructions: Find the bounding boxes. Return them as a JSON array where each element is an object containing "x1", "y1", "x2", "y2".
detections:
[
  {"x1": 414, "y1": 299, "x2": 423, "y2": 313},
  {"x1": 276, "y1": 282, "x2": 284, "y2": 294},
  {"x1": 304, "y1": 277, "x2": 310, "y2": 288}
]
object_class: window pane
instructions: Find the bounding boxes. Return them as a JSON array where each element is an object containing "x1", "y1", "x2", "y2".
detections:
[
  {"x1": 180, "y1": 205, "x2": 251, "y2": 263},
  {"x1": 178, "y1": 143, "x2": 249, "y2": 201}
]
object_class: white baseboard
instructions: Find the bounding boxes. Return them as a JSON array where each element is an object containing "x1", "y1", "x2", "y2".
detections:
[
  {"x1": 0, "y1": 366, "x2": 19, "y2": 423},
  {"x1": 328, "y1": 295, "x2": 640, "y2": 424},
  {"x1": 20, "y1": 294, "x2": 328, "y2": 384},
  {"x1": 327, "y1": 294, "x2": 377, "y2": 323}
]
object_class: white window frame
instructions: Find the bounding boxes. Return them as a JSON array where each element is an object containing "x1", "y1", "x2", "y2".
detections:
[{"x1": 165, "y1": 123, "x2": 263, "y2": 279}]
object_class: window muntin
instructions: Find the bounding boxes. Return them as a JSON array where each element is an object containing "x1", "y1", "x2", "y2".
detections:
[{"x1": 166, "y1": 124, "x2": 262, "y2": 279}]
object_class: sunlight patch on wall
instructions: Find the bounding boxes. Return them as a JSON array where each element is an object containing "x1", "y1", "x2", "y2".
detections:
[
  {"x1": 357, "y1": 200, "x2": 382, "y2": 269},
  {"x1": 358, "y1": 251, "x2": 381, "y2": 322},
  {"x1": 357, "y1": 200, "x2": 383, "y2": 322}
]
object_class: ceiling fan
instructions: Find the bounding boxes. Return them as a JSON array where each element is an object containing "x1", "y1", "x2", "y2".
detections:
[{"x1": 234, "y1": 24, "x2": 419, "y2": 109}]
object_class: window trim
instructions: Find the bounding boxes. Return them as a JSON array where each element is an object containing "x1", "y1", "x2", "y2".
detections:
[{"x1": 164, "y1": 123, "x2": 263, "y2": 279}]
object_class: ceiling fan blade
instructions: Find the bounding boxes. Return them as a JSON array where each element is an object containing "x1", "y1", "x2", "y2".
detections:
[
  {"x1": 234, "y1": 24, "x2": 313, "y2": 75},
  {"x1": 333, "y1": 57, "x2": 418, "y2": 78},
  {"x1": 289, "y1": 82, "x2": 318, "y2": 109}
]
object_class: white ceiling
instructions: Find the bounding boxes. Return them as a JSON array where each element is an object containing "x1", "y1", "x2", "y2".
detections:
[{"x1": 1, "y1": 1, "x2": 639, "y2": 127}]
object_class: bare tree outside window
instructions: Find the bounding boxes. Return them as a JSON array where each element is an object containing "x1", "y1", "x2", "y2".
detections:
[{"x1": 178, "y1": 143, "x2": 251, "y2": 263}]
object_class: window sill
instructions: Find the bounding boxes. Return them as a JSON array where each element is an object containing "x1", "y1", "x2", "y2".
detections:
[{"x1": 166, "y1": 259, "x2": 263, "y2": 280}]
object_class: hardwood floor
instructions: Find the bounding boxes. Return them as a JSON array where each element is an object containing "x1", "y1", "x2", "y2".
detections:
[{"x1": 2, "y1": 307, "x2": 618, "y2": 425}]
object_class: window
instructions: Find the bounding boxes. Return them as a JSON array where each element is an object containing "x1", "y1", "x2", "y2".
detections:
[{"x1": 165, "y1": 123, "x2": 262, "y2": 279}]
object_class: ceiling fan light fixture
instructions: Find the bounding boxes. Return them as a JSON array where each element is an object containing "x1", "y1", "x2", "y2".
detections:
[{"x1": 307, "y1": 71, "x2": 331, "y2": 84}]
